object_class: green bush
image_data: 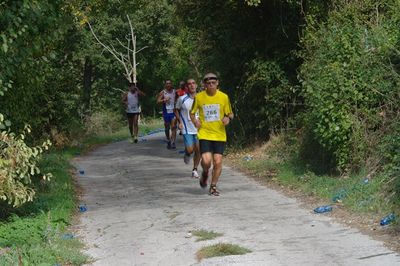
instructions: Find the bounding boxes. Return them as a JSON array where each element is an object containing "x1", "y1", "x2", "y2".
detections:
[
  {"x1": 300, "y1": 0, "x2": 400, "y2": 171},
  {"x1": 234, "y1": 58, "x2": 300, "y2": 142},
  {"x1": 0, "y1": 118, "x2": 52, "y2": 207},
  {"x1": 380, "y1": 122, "x2": 400, "y2": 205},
  {"x1": 84, "y1": 110, "x2": 124, "y2": 136}
]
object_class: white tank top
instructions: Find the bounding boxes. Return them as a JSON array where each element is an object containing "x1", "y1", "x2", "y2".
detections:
[
  {"x1": 163, "y1": 89, "x2": 176, "y2": 114},
  {"x1": 127, "y1": 91, "x2": 140, "y2": 113}
]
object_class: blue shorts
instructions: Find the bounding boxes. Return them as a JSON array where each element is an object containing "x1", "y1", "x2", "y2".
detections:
[
  {"x1": 163, "y1": 112, "x2": 175, "y2": 124},
  {"x1": 183, "y1": 134, "x2": 198, "y2": 147}
]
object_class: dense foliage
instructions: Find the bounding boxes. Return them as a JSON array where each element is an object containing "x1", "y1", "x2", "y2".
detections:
[{"x1": 300, "y1": 0, "x2": 400, "y2": 171}]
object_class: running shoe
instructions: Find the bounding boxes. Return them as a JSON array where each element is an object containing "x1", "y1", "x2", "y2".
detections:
[
  {"x1": 209, "y1": 184, "x2": 220, "y2": 196},
  {"x1": 199, "y1": 170, "x2": 208, "y2": 188},
  {"x1": 167, "y1": 141, "x2": 171, "y2": 149},
  {"x1": 192, "y1": 169, "x2": 199, "y2": 178},
  {"x1": 171, "y1": 142, "x2": 176, "y2": 149},
  {"x1": 183, "y1": 153, "x2": 191, "y2": 164},
  {"x1": 134, "y1": 137, "x2": 138, "y2": 143}
]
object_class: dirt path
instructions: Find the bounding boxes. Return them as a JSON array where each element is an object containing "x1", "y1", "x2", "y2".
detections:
[{"x1": 73, "y1": 132, "x2": 400, "y2": 266}]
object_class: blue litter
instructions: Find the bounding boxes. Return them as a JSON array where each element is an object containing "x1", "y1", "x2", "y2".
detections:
[
  {"x1": 78, "y1": 204, "x2": 87, "y2": 212},
  {"x1": 78, "y1": 170, "x2": 85, "y2": 175},
  {"x1": 380, "y1": 213, "x2": 396, "y2": 226},
  {"x1": 140, "y1": 138, "x2": 147, "y2": 142},
  {"x1": 314, "y1": 205, "x2": 333, "y2": 213},
  {"x1": 62, "y1": 233, "x2": 74, "y2": 240},
  {"x1": 178, "y1": 150, "x2": 185, "y2": 154}
]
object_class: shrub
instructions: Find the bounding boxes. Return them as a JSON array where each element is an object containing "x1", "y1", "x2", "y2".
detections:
[
  {"x1": 0, "y1": 116, "x2": 52, "y2": 207},
  {"x1": 84, "y1": 110, "x2": 124, "y2": 136},
  {"x1": 300, "y1": 0, "x2": 400, "y2": 171},
  {"x1": 234, "y1": 58, "x2": 300, "y2": 142}
]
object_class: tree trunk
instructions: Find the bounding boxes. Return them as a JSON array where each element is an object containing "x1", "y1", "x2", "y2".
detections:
[{"x1": 83, "y1": 56, "x2": 92, "y2": 114}]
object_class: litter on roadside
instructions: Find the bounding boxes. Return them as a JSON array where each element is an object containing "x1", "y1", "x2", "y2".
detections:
[
  {"x1": 380, "y1": 213, "x2": 396, "y2": 226},
  {"x1": 78, "y1": 204, "x2": 87, "y2": 212},
  {"x1": 62, "y1": 233, "x2": 74, "y2": 240},
  {"x1": 314, "y1": 205, "x2": 333, "y2": 213}
]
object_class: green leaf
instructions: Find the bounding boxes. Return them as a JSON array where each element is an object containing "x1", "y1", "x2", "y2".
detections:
[{"x1": 2, "y1": 43, "x2": 8, "y2": 53}]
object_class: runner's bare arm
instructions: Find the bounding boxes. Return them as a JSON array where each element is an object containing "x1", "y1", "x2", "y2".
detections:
[
  {"x1": 156, "y1": 91, "x2": 164, "y2": 104},
  {"x1": 190, "y1": 113, "x2": 201, "y2": 129},
  {"x1": 174, "y1": 108, "x2": 183, "y2": 130},
  {"x1": 122, "y1": 93, "x2": 128, "y2": 105}
]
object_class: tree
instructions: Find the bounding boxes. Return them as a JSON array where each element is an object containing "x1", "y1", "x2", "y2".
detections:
[{"x1": 88, "y1": 15, "x2": 147, "y2": 86}]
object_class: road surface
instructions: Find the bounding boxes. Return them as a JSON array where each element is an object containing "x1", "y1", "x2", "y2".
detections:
[{"x1": 73, "y1": 132, "x2": 400, "y2": 266}]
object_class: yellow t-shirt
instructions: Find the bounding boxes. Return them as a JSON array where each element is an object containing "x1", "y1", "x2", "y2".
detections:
[{"x1": 190, "y1": 90, "x2": 232, "y2": 142}]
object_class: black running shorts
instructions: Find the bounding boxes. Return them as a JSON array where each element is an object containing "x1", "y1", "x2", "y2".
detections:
[
  {"x1": 199, "y1": 140, "x2": 225, "y2": 155},
  {"x1": 126, "y1": 112, "x2": 140, "y2": 118}
]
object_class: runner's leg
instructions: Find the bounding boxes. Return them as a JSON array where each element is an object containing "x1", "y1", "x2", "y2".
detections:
[
  {"x1": 170, "y1": 118, "x2": 177, "y2": 148},
  {"x1": 164, "y1": 122, "x2": 170, "y2": 141},
  {"x1": 193, "y1": 138, "x2": 201, "y2": 171},
  {"x1": 127, "y1": 114, "x2": 134, "y2": 137},
  {"x1": 211, "y1": 153, "x2": 223, "y2": 186},
  {"x1": 133, "y1": 114, "x2": 139, "y2": 140},
  {"x1": 192, "y1": 137, "x2": 201, "y2": 178}
]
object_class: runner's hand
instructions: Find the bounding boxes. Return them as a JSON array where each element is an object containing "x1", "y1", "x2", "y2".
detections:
[
  {"x1": 222, "y1": 116, "x2": 230, "y2": 126},
  {"x1": 178, "y1": 122, "x2": 183, "y2": 130},
  {"x1": 194, "y1": 119, "x2": 201, "y2": 129}
]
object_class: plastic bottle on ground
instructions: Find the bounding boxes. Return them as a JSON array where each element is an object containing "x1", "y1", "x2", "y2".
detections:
[
  {"x1": 314, "y1": 205, "x2": 333, "y2": 213},
  {"x1": 380, "y1": 213, "x2": 396, "y2": 226}
]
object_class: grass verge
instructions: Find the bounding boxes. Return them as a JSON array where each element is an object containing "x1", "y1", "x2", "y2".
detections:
[
  {"x1": 196, "y1": 243, "x2": 251, "y2": 261},
  {"x1": 192, "y1": 230, "x2": 223, "y2": 242},
  {"x1": 0, "y1": 118, "x2": 163, "y2": 265},
  {"x1": 226, "y1": 133, "x2": 400, "y2": 250},
  {"x1": 0, "y1": 149, "x2": 88, "y2": 265}
]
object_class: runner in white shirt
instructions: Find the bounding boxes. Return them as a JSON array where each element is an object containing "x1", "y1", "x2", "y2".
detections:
[
  {"x1": 122, "y1": 83, "x2": 145, "y2": 143},
  {"x1": 174, "y1": 78, "x2": 200, "y2": 178},
  {"x1": 157, "y1": 79, "x2": 177, "y2": 149}
]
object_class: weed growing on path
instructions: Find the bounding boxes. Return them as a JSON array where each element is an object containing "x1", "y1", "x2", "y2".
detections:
[
  {"x1": 196, "y1": 243, "x2": 251, "y2": 261},
  {"x1": 192, "y1": 230, "x2": 223, "y2": 242}
]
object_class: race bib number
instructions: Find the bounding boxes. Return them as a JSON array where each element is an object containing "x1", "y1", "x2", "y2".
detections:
[
  {"x1": 203, "y1": 104, "x2": 220, "y2": 122},
  {"x1": 166, "y1": 100, "x2": 174, "y2": 113}
]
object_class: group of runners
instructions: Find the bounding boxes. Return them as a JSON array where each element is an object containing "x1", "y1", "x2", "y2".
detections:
[{"x1": 122, "y1": 73, "x2": 234, "y2": 196}]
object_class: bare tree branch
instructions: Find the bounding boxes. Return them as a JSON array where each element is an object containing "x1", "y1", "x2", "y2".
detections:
[{"x1": 88, "y1": 16, "x2": 148, "y2": 85}]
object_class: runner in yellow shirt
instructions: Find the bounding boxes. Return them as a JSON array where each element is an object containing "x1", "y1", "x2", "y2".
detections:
[{"x1": 190, "y1": 73, "x2": 234, "y2": 196}]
